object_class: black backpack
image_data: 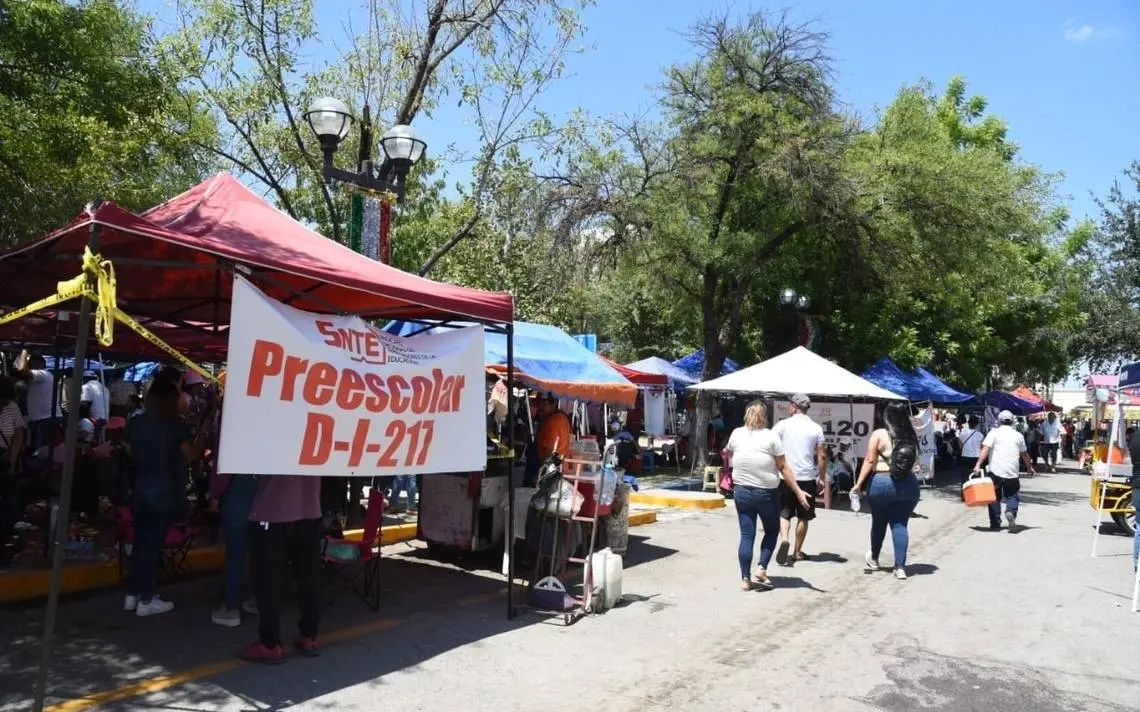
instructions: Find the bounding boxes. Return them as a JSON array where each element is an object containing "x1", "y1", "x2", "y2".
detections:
[{"x1": 889, "y1": 436, "x2": 919, "y2": 481}]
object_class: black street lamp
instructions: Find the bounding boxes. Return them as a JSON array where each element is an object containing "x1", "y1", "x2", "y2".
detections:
[
  {"x1": 303, "y1": 97, "x2": 427, "y2": 200},
  {"x1": 779, "y1": 287, "x2": 811, "y2": 349},
  {"x1": 780, "y1": 287, "x2": 810, "y2": 312}
]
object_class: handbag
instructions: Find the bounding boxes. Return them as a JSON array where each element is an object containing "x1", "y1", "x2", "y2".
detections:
[{"x1": 720, "y1": 449, "x2": 733, "y2": 491}]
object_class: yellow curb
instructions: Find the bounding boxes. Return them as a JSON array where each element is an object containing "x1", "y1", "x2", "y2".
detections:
[
  {"x1": 0, "y1": 522, "x2": 418, "y2": 604},
  {"x1": 2, "y1": 513, "x2": 656, "y2": 605},
  {"x1": 628, "y1": 510, "x2": 658, "y2": 526},
  {"x1": 629, "y1": 489, "x2": 725, "y2": 510}
]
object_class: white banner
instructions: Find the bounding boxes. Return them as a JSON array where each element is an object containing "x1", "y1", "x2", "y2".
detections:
[
  {"x1": 911, "y1": 406, "x2": 935, "y2": 479},
  {"x1": 984, "y1": 406, "x2": 1000, "y2": 433},
  {"x1": 773, "y1": 401, "x2": 875, "y2": 457},
  {"x1": 218, "y1": 277, "x2": 487, "y2": 477}
]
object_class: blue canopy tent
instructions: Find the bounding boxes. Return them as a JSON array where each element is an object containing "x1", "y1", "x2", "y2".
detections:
[
  {"x1": 672, "y1": 349, "x2": 739, "y2": 381},
  {"x1": 861, "y1": 357, "x2": 977, "y2": 405},
  {"x1": 43, "y1": 357, "x2": 106, "y2": 372},
  {"x1": 122, "y1": 361, "x2": 161, "y2": 382},
  {"x1": 980, "y1": 391, "x2": 1044, "y2": 416},
  {"x1": 384, "y1": 320, "x2": 637, "y2": 407},
  {"x1": 625, "y1": 356, "x2": 698, "y2": 392}
]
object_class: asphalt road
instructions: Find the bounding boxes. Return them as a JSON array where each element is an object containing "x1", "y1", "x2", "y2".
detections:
[{"x1": 2, "y1": 463, "x2": 1137, "y2": 711}]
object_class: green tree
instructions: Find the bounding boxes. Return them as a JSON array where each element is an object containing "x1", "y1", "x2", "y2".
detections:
[
  {"x1": 164, "y1": 0, "x2": 586, "y2": 274},
  {"x1": 0, "y1": 0, "x2": 216, "y2": 247},
  {"x1": 1071, "y1": 162, "x2": 1140, "y2": 370},
  {"x1": 588, "y1": 13, "x2": 850, "y2": 464},
  {"x1": 826, "y1": 78, "x2": 1079, "y2": 388}
]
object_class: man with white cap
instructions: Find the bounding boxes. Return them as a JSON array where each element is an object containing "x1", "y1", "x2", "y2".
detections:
[
  {"x1": 772, "y1": 393, "x2": 826, "y2": 564},
  {"x1": 972, "y1": 409, "x2": 1035, "y2": 531}
]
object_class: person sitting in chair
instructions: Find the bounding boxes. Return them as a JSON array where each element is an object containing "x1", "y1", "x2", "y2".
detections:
[{"x1": 609, "y1": 420, "x2": 641, "y2": 469}]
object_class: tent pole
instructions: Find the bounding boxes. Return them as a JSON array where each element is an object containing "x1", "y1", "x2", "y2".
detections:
[
  {"x1": 505, "y1": 321, "x2": 516, "y2": 620},
  {"x1": 32, "y1": 219, "x2": 100, "y2": 712}
]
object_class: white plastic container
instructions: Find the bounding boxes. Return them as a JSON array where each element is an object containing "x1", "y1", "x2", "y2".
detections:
[
  {"x1": 602, "y1": 550, "x2": 623, "y2": 610},
  {"x1": 589, "y1": 549, "x2": 608, "y2": 601}
]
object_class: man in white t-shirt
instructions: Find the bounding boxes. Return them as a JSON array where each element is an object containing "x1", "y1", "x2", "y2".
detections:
[
  {"x1": 1040, "y1": 412, "x2": 1062, "y2": 473},
  {"x1": 973, "y1": 410, "x2": 1035, "y2": 531},
  {"x1": 80, "y1": 371, "x2": 110, "y2": 442},
  {"x1": 772, "y1": 393, "x2": 826, "y2": 565},
  {"x1": 14, "y1": 350, "x2": 56, "y2": 453},
  {"x1": 956, "y1": 416, "x2": 983, "y2": 499}
]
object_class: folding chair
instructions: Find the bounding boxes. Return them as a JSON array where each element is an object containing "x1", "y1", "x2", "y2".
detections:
[
  {"x1": 322, "y1": 491, "x2": 384, "y2": 611},
  {"x1": 114, "y1": 506, "x2": 196, "y2": 583}
]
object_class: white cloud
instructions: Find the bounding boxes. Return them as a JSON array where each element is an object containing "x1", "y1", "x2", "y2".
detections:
[{"x1": 1062, "y1": 19, "x2": 1116, "y2": 42}]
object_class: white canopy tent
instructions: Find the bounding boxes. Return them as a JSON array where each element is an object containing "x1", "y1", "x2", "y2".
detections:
[{"x1": 689, "y1": 347, "x2": 904, "y2": 400}]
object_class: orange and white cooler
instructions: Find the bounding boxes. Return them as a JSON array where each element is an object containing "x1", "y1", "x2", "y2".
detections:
[{"x1": 962, "y1": 471, "x2": 997, "y2": 508}]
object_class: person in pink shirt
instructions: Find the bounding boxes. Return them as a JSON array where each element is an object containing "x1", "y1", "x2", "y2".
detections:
[{"x1": 238, "y1": 475, "x2": 323, "y2": 664}]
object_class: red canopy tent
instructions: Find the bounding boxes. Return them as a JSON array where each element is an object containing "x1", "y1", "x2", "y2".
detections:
[
  {"x1": 0, "y1": 173, "x2": 512, "y2": 338},
  {"x1": 4, "y1": 175, "x2": 521, "y2": 703},
  {"x1": 1010, "y1": 386, "x2": 1063, "y2": 413},
  {"x1": 602, "y1": 356, "x2": 669, "y2": 388}
]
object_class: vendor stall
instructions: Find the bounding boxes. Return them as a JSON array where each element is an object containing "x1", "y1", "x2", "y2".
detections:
[
  {"x1": 691, "y1": 346, "x2": 903, "y2": 455},
  {"x1": 690, "y1": 347, "x2": 904, "y2": 507},
  {"x1": 625, "y1": 356, "x2": 698, "y2": 391},
  {"x1": 385, "y1": 319, "x2": 636, "y2": 554},
  {"x1": 0, "y1": 173, "x2": 518, "y2": 707}
]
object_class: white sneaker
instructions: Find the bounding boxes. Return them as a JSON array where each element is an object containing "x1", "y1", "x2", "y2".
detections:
[
  {"x1": 895, "y1": 567, "x2": 908, "y2": 580},
  {"x1": 242, "y1": 598, "x2": 259, "y2": 615},
  {"x1": 211, "y1": 606, "x2": 241, "y2": 628},
  {"x1": 123, "y1": 595, "x2": 138, "y2": 612},
  {"x1": 864, "y1": 551, "x2": 880, "y2": 572},
  {"x1": 1005, "y1": 511, "x2": 1017, "y2": 530},
  {"x1": 136, "y1": 597, "x2": 174, "y2": 617}
]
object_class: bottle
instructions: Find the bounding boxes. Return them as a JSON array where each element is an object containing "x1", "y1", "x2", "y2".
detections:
[{"x1": 850, "y1": 491, "x2": 861, "y2": 513}]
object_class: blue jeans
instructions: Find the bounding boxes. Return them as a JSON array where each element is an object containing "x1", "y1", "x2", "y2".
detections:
[
  {"x1": 987, "y1": 475, "x2": 1021, "y2": 528},
  {"x1": 1132, "y1": 486, "x2": 1139, "y2": 572},
  {"x1": 734, "y1": 485, "x2": 780, "y2": 579},
  {"x1": 221, "y1": 475, "x2": 257, "y2": 609},
  {"x1": 128, "y1": 498, "x2": 169, "y2": 602},
  {"x1": 391, "y1": 475, "x2": 417, "y2": 508},
  {"x1": 867, "y1": 473, "x2": 920, "y2": 569}
]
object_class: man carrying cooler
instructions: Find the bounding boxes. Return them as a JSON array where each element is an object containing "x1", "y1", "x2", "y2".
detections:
[
  {"x1": 972, "y1": 410, "x2": 1035, "y2": 532},
  {"x1": 773, "y1": 393, "x2": 826, "y2": 565}
]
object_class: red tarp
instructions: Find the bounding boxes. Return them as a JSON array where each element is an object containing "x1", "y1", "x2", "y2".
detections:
[
  {"x1": 1010, "y1": 386, "x2": 1063, "y2": 412},
  {"x1": 0, "y1": 173, "x2": 513, "y2": 359},
  {"x1": 602, "y1": 357, "x2": 669, "y2": 388}
]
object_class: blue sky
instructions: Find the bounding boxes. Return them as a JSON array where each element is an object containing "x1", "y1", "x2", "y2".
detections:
[
  {"x1": 481, "y1": 0, "x2": 1134, "y2": 223},
  {"x1": 143, "y1": 0, "x2": 1139, "y2": 221}
]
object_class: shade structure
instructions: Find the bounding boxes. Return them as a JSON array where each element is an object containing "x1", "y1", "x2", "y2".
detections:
[
  {"x1": 0, "y1": 174, "x2": 513, "y2": 357},
  {"x1": 625, "y1": 356, "x2": 698, "y2": 388},
  {"x1": 1009, "y1": 386, "x2": 1062, "y2": 412},
  {"x1": 601, "y1": 357, "x2": 668, "y2": 388},
  {"x1": 861, "y1": 357, "x2": 977, "y2": 405},
  {"x1": 980, "y1": 391, "x2": 1044, "y2": 416},
  {"x1": 690, "y1": 346, "x2": 904, "y2": 400},
  {"x1": 673, "y1": 349, "x2": 739, "y2": 380},
  {"x1": 386, "y1": 320, "x2": 637, "y2": 408}
]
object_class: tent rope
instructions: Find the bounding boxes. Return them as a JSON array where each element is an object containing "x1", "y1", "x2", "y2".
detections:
[{"x1": 0, "y1": 247, "x2": 218, "y2": 384}]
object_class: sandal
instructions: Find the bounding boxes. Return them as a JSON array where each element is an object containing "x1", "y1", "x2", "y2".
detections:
[{"x1": 751, "y1": 574, "x2": 774, "y2": 590}]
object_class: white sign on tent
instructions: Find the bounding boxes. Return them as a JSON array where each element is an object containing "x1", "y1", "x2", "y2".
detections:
[
  {"x1": 773, "y1": 400, "x2": 875, "y2": 457},
  {"x1": 911, "y1": 406, "x2": 935, "y2": 481},
  {"x1": 218, "y1": 276, "x2": 487, "y2": 477}
]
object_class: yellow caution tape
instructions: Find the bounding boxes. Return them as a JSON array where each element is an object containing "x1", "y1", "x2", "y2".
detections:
[{"x1": 0, "y1": 247, "x2": 219, "y2": 384}]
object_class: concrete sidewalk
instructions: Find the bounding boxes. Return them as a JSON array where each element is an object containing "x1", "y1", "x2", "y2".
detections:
[{"x1": 3, "y1": 464, "x2": 1137, "y2": 711}]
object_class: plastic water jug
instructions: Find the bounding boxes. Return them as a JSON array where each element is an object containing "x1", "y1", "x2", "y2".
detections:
[{"x1": 602, "y1": 550, "x2": 623, "y2": 610}]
